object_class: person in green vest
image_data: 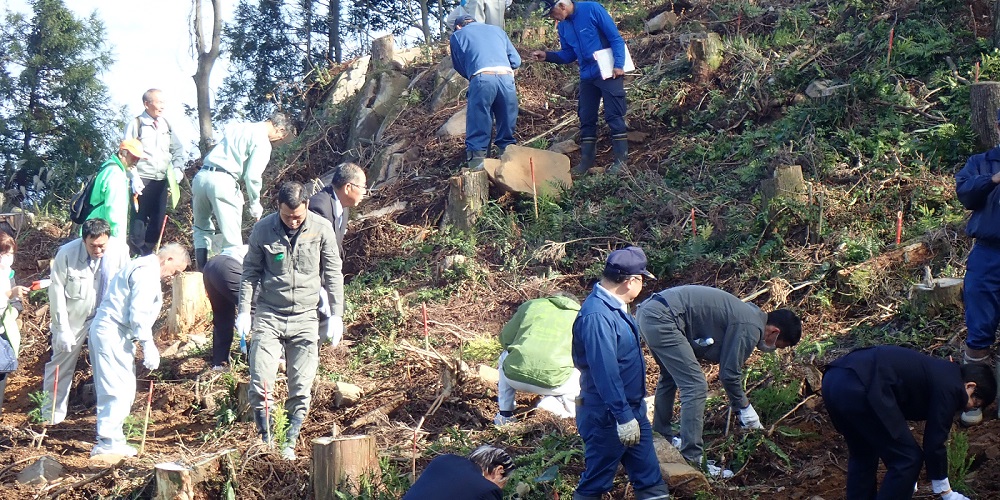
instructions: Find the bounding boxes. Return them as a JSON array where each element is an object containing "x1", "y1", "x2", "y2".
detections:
[
  {"x1": 85, "y1": 138, "x2": 147, "y2": 241},
  {"x1": 495, "y1": 293, "x2": 581, "y2": 425}
]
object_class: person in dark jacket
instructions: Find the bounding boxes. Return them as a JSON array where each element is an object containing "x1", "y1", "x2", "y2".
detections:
[
  {"x1": 402, "y1": 445, "x2": 516, "y2": 500},
  {"x1": 635, "y1": 285, "x2": 801, "y2": 471},
  {"x1": 572, "y1": 246, "x2": 668, "y2": 500},
  {"x1": 955, "y1": 108, "x2": 1000, "y2": 425},
  {"x1": 203, "y1": 245, "x2": 248, "y2": 369},
  {"x1": 822, "y1": 346, "x2": 995, "y2": 500},
  {"x1": 531, "y1": 0, "x2": 629, "y2": 175},
  {"x1": 450, "y1": 15, "x2": 521, "y2": 170}
]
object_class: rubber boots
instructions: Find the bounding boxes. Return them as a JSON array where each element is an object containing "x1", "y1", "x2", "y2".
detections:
[
  {"x1": 608, "y1": 133, "x2": 628, "y2": 174},
  {"x1": 254, "y1": 409, "x2": 271, "y2": 444},
  {"x1": 573, "y1": 137, "x2": 597, "y2": 175},
  {"x1": 281, "y1": 415, "x2": 304, "y2": 460},
  {"x1": 466, "y1": 150, "x2": 487, "y2": 172},
  {"x1": 195, "y1": 248, "x2": 208, "y2": 270}
]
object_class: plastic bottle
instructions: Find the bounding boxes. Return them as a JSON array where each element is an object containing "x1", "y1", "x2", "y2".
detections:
[{"x1": 694, "y1": 337, "x2": 714, "y2": 347}]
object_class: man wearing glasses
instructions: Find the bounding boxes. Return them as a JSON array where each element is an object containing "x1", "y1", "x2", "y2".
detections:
[
  {"x1": 572, "y1": 246, "x2": 668, "y2": 500},
  {"x1": 635, "y1": 284, "x2": 801, "y2": 476}
]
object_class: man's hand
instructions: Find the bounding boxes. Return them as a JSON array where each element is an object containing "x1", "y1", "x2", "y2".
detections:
[
  {"x1": 8, "y1": 285, "x2": 28, "y2": 300},
  {"x1": 130, "y1": 174, "x2": 145, "y2": 196},
  {"x1": 53, "y1": 330, "x2": 75, "y2": 355},
  {"x1": 142, "y1": 340, "x2": 160, "y2": 370},
  {"x1": 172, "y1": 166, "x2": 185, "y2": 182},
  {"x1": 612, "y1": 68, "x2": 625, "y2": 78},
  {"x1": 739, "y1": 404, "x2": 764, "y2": 430},
  {"x1": 616, "y1": 418, "x2": 640, "y2": 447},
  {"x1": 530, "y1": 50, "x2": 547, "y2": 62},
  {"x1": 322, "y1": 316, "x2": 344, "y2": 346},
  {"x1": 249, "y1": 202, "x2": 263, "y2": 220}
]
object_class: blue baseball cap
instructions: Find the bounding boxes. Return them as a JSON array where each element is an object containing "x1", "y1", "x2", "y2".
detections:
[
  {"x1": 542, "y1": 0, "x2": 566, "y2": 14},
  {"x1": 604, "y1": 246, "x2": 656, "y2": 279},
  {"x1": 454, "y1": 14, "x2": 475, "y2": 29}
]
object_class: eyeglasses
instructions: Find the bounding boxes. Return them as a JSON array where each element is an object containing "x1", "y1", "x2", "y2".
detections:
[
  {"x1": 630, "y1": 275, "x2": 646, "y2": 287},
  {"x1": 348, "y1": 182, "x2": 368, "y2": 195}
]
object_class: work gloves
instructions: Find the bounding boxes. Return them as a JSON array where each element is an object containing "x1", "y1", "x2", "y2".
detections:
[
  {"x1": 52, "y1": 329, "x2": 75, "y2": 355},
  {"x1": 322, "y1": 316, "x2": 344, "y2": 346},
  {"x1": 236, "y1": 313, "x2": 252, "y2": 353},
  {"x1": 172, "y1": 166, "x2": 185, "y2": 182},
  {"x1": 142, "y1": 340, "x2": 160, "y2": 370},
  {"x1": 129, "y1": 171, "x2": 145, "y2": 196},
  {"x1": 249, "y1": 202, "x2": 263, "y2": 220},
  {"x1": 739, "y1": 404, "x2": 764, "y2": 430},
  {"x1": 934, "y1": 479, "x2": 969, "y2": 500},
  {"x1": 616, "y1": 418, "x2": 640, "y2": 447}
]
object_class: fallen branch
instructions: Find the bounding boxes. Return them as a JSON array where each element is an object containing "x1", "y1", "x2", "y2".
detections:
[
  {"x1": 46, "y1": 462, "x2": 119, "y2": 499},
  {"x1": 523, "y1": 113, "x2": 576, "y2": 146},
  {"x1": 766, "y1": 394, "x2": 817, "y2": 437}
]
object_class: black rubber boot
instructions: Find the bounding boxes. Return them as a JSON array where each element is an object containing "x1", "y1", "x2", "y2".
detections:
[
  {"x1": 466, "y1": 150, "x2": 487, "y2": 171},
  {"x1": 254, "y1": 409, "x2": 271, "y2": 444},
  {"x1": 573, "y1": 137, "x2": 597, "y2": 175},
  {"x1": 195, "y1": 248, "x2": 208, "y2": 270},
  {"x1": 608, "y1": 133, "x2": 628, "y2": 174},
  {"x1": 281, "y1": 415, "x2": 304, "y2": 460}
]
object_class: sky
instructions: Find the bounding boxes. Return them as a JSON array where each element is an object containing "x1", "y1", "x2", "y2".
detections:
[{"x1": 3, "y1": 0, "x2": 237, "y2": 146}]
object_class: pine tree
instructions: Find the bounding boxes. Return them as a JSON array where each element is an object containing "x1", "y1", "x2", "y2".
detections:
[{"x1": 0, "y1": 0, "x2": 116, "y2": 205}]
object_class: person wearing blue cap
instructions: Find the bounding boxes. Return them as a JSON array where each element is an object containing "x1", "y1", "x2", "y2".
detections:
[
  {"x1": 450, "y1": 14, "x2": 521, "y2": 171},
  {"x1": 530, "y1": 0, "x2": 629, "y2": 175},
  {"x1": 635, "y1": 285, "x2": 801, "y2": 476},
  {"x1": 955, "y1": 107, "x2": 1000, "y2": 426},
  {"x1": 571, "y1": 246, "x2": 668, "y2": 500}
]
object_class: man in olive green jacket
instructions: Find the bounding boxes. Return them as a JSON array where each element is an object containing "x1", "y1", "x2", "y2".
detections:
[{"x1": 495, "y1": 294, "x2": 581, "y2": 424}]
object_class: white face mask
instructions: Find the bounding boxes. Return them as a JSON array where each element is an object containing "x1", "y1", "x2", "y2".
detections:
[
  {"x1": 757, "y1": 337, "x2": 777, "y2": 353},
  {"x1": 0, "y1": 254, "x2": 12, "y2": 270}
]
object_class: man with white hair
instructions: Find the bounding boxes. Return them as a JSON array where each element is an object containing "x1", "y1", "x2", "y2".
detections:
[{"x1": 89, "y1": 242, "x2": 189, "y2": 457}]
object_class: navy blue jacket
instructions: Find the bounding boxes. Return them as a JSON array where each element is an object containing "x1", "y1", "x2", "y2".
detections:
[
  {"x1": 956, "y1": 145, "x2": 1000, "y2": 244},
  {"x1": 827, "y1": 346, "x2": 968, "y2": 480},
  {"x1": 572, "y1": 284, "x2": 647, "y2": 425},
  {"x1": 545, "y1": 1, "x2": 626, "y2": 81},
  {"x1": 402, "y1": 454, "x2": 501, "y2": 500},
  {"x1": 450, "y1": 22, "x2": 521, "y2": 80}
]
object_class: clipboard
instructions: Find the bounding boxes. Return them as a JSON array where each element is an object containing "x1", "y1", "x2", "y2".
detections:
[{"x1": 593, "y1": 45, "x2": 635, "y2": 79}]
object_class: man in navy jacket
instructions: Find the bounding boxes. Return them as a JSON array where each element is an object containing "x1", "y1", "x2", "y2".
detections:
[
  {"x1": 450, "y1": 15, "x2": 521, "y2": 171},
  {"x1": 571, "y1": 246, "x2": 668, "y2": 500},
  {"x1": 403, "y1": 445, "x2": 515, "y2": 499},
  {"x1": 531, "y1": 0, "x2": 629, "y2": 175},
  {"x1": 822, "y1": 346, "x2": 995, "y2": 500},
  {"x1": 955, "y1": 108, "x2": 1000, "y2": 425}
]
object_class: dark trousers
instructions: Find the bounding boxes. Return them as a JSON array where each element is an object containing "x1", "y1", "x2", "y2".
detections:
[
  {"x1": 822, "y1": 367, "x2": 921, "y2": 500},
  {"x1": 574, "y1": 401, "x2": 667, "y2": 499},
  {"x1": 203, "y1": 259, "x2": 239, "y2": 366},
  {"x1": 465, "y1": 73, "x2": 518, "y2": 153},
  {"x1": 578, "y1": 77, "x2": 627, "y2": 140},
  {"x1": 964, "y1": 243, "x2": 1000, "y2": 350},
  {"x1": 129, "y1": 178, "x2": 168, "y2": 256}
]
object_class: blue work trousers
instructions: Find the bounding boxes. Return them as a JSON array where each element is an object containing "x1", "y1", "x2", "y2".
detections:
[
  {"x1": 965, "y1": 242, "x2": 1000, "y2": 350},
  {"x1": 822, "y1": 367, "x2": 921, "y2": 500},
  {"x1": 578, "y1": 77, "x2": 627, "y2": 140},
  {"x1": 465, "y1": 73, "x2": 518, "y2": 154},
  {"x1": 574, "y1": 401, "x2": 667, "y2": 499}
]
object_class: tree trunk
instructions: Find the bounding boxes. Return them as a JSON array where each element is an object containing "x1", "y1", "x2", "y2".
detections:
[
  {"x1": 971, "y1": 82, "x2": 1000, "y2": 150},
  {"x1": 994, "y1": 0, "x2": 1000, "y2": 49},
  {"x1": 311, "y1": 435, "x2": 378, "y2": 498},
  {"x1": 328, "y1": 0, "x2": 341, "y2": 63},
  {"x1": 419, "y1": 0, "x2": 431, "y2": 43},
  {"x1": 442, "y1": 170, "x2": 489, "y2": 232},
  {"x1": 192, "y1": 0, "x2": 222, "y2": 156},
  {"x1": 301, "y1": 0, "x2": 313, "y2": 69},
  {"x1": 167, "y1": 272, "x2": 211, "y2": 343}
]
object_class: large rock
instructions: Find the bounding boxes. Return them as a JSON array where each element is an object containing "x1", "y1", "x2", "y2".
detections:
[
  {"x1": 476, "y1": 364, "x2": 500, "y2": 386},
  {"x1": 428, "y1": 56, "x2": 468, "y2": 112},
  {"x1": 368, "y1": 140, "x2": 410, "y2": 189},
  {"x1": 437, "y1": 107, "x2": 467, "y2": 138},
  {"x1": 334, "y1": 382, "x2": 363, "y2": 407},
  {"x1": 646, "y1": 11, "x2": 678, "y2": 33},
  {"x1": 326, "y1": 56, "x2": 371, "y2": 108},
  {"x1": 652, "y1": 435, "x2": 711, "y2": 495},
  {"x1": 346, "y1": 71, "x2": 411, "y2": 152},
  {"x1": 16, "y1": 456, "x2": 63, "y2": 485},
  {"x1": 488, "y1": 145, "x2": 572, "y2": 198},
  {"x1": 548, "y1": 140, "x2": 579, "y2": 154}
]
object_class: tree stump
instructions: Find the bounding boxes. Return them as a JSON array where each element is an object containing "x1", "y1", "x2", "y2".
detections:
[
  {"x1": 312, "y1": 435, "x2": 378, "y2": 498},
  {"x1": 167, "y1": 272, "x2": 211, "y2": 343},
  {"x1": 687, "y1": 32, "x2": 723, "y2": 81},
  {"x1": 970, "y1": 82, "x2": 1000, "y2": 150},
  {"x1": 760, "y1": 165, "x2": 807, "y2": 207},
  {"x1": 370, "y1": 35, "x2": 395, "y2": 71},
  {"x1": 442, "y1": 170, "x2": 489, "y2": 232},
  {"x1": 236, "y1": 381, "x2": 253, "y2": 422},
  {"x1": 154, "y1": 449, "x2": 236, "y2": 500},
  {"x1": 908, "y1": 277, "x2": 964, "y2": 316}
]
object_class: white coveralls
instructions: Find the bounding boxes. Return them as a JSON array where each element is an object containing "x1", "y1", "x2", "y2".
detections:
[
  {"x1": 43, "y1": 237, "x2": 129, "y2": 424},
  {"x1": 192, "y1": 122, "x2": 273, "y2": 254},
  {"x1": 497, "y1": 350, "x2": 581, "y2": 418},
  {"x1": 88, "y1": 254, "x2": 162, "y2": 453}
]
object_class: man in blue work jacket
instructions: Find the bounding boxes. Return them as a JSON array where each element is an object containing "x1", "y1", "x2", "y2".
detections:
[
  {"x1": 531, "y1": 0, "x2": 629, "y2": 175},
  {"x1": 450, "y1": 15, "x2": 521, "y2": 171},
  {"x1": 955, "y1": 107, "x2": 1000, "y2": 425},
  {"x1": 571, "y1": 246, "x2": 668, "y2": 500}
]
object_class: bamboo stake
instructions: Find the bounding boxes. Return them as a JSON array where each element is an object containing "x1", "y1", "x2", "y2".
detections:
[
  {"x1": 895, "y1": 211, "x2": 903, "y2": 245},
  {"x1": 139, "y1": 380, "x2": 154, "y2": 455},
  {"x1": 154, "y1": 215, "x2": 168, "y2": 253},
  {"x1": 530, "y1": 158, "x2": 538, "y2": 219},
  {"x1": 691, "y1": 208, "x2": 697, "y2": 237}
]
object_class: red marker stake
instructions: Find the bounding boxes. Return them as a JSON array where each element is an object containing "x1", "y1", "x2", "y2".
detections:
[
  {"x1": 51, "y1": 365, "x2": 59, "y2": 425},
  {"x1": 691, "y1": 208, "x2": 697, "y2": 237},
  {"x1": 896, "y1": 211, "x2": 903, "y2": 245},
  {"x1": 530, "y1": 158, "x2": 539, "y2": 219},
  {"x1": 887, "y1": 26, "x2": 895, "y2": 67}
]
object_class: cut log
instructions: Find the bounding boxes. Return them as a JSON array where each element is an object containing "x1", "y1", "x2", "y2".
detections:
[
  {"x1": 970, "y1": 82, "x2": 1000, "y2": 150},
  {"x1": 166, "y1": 272, "x2": 211, "y2": 343},
  {"x1": 835, "y1": 242, "x2": 933, "y2": 303},
  {"x1": 235, "y1": 381, "x2": 253, "y2": 422},
  {"x1": 908, "y1": 277, "x2": 964, "y2": 316},
  {"x1": 760, "y1": 165, "x2": 806, "y2": 207},
  {"x1": 312, "y1": 435, "x2": 379, "y2": 498},
  {"x1": 441, "y1": 170, "x2": 489, "y2": 232},
  {"x1": 154, "y1": 449, "x2": 236, "y2": 500}
]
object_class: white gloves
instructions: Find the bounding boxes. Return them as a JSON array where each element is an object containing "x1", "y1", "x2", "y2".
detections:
[
  {"x1": 236, "y1": 312, "x2": 251, "y2": 350},
  {"x1": 172, "y1": 166, "x2": 185, "y2": 182},
  {"x1": 322, "y1": 316, "x2": 344, "y2": 346},
  {"x1": 52, "y1": 330, "x2": 75, "y2": 355},
  {"x1": 616, "y1": 418, "x2": 640, "y2": 447},
  {"x1": 249, "y1": 202, "x2": 263, "y2": 220},
  {"x1": 739, "y1": 404, "x2": 764, "y2": 430},
  {"x1": 942, "y1": 491, "x2": 970, "y2": 500},
  {"x1": 130, "y1": 174, "x2": 145, "y2": 196},
  {"x1": 142, "y1": 340, "x2": 160, "y2": 370}
]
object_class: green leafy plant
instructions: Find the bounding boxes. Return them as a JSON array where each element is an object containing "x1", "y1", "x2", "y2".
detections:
[
  {"x1": 271, "y1": 404, "x2": 289, "y2": 450},
  {"x1": 948, "y1": 431, "x2": 975, "y2": 495},
  {"x1": 462, "y1": 336, "x2": 502, "y2": 364},
  {"x1": 26, "y1": 390, "x2": 52, "y2": 425}
]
